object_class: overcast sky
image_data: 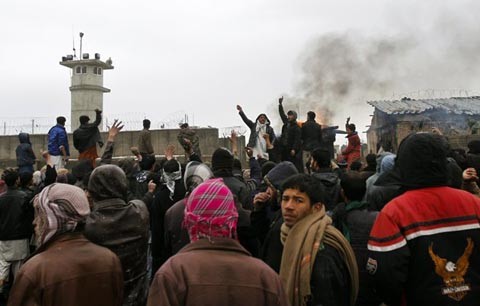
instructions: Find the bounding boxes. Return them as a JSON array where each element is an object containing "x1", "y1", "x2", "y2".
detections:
[{"x1": 1, "y1": 0, "x2": 478, "y2": 142}]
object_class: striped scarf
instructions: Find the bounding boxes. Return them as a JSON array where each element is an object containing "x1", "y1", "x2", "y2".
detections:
[
  {"x1": 34, "y1": 183, "x2": 90, "y2": 246},
  {"x1": 280, "y1": 207, "x2": 359, "y2": 306}
]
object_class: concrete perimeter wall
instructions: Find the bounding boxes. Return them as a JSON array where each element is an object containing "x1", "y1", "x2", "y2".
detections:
[{"x1": 0, "y1": 128, "x2": 220, "y2": 169}]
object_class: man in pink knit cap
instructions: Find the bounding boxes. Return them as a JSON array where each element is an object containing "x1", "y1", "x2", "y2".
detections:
[{"x1": 147, "y1": 178, "x2": 288, "y2": 306}]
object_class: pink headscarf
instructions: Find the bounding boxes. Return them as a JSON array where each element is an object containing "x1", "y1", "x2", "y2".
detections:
[{"x1": 183, "y1": 178, "x2": 238, "y2": 242}]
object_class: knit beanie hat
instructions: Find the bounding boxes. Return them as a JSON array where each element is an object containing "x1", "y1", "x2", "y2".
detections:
[
  {"x1": 211, "y1": 148, "x2": 234, "y2": 171},
  {"x1": 379, "y1": 154, "x2": 396, "y2": 174},
  {"x1": 261, "y1": 161, "x2": 277, "y2": 178},
  {"x1": 265, "y1": 161, "x2": 298, "y2": 190},
  {"x1": 183, "y1": 178, "x2": 238, "y2": 242},
  {"x1": 35, "y1": 183, "x2": 90, "y2": 246}
]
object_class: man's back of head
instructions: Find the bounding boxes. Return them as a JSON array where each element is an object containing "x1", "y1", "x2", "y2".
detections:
[
  {"x1": 307, "y1": 111, "x2": 316, "y2": 121},
  {"x1": 1, "y1": 168, "x2": 19, "y2": 188},
  {"x1": 340, "y1": 171, "x2": 367, "y2": 202},
  {"x1": 79, "y1": 115, "x2": 90, "y2": 125},
  {"x1": 139, "y1": 154, "x2": 156, "y2": 171},
  {"x1": 211, "y1": 148, "x2": 234, "y2": 172},
  {"x1": 143, "y1": 119, "x2": 151, "y2": 130},
  {"x1": 311, "y1": 148, "x2": 331, "y2": 169},
  {"x1": 396, "y1": 133, "x2": 449, "y2": 189},
  {"x1": 56, "y1": 116, "x2": 66, "y2": 126}
]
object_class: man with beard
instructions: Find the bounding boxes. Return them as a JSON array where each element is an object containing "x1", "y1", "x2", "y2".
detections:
[{"x1": 236, "y1": 105, "x2": 276, "y2": 160}]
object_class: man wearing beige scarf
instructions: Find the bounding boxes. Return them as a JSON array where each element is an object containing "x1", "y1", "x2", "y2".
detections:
[{"x1": 279, "y1": 174, "x2": 359, "y2": 306}]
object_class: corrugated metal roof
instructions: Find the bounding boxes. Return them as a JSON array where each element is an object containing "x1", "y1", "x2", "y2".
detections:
[{"x1": 367, "y1": 97, "x2": 480, "y2": 115}]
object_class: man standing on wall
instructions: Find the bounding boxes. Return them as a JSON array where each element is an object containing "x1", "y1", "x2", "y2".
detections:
[
  {"x1": 138, "y1": 119, "x2": 154, "y2": 158},
  {"x1": 73, "y1": 109, "x2": 103, "y2": 168},
  {"x1": 47, "y1": 116, "x2": 70, "y2": 170},
  {"x1": 301, "y1": 111, "x2": 322, "y2": 172},
  {"x1": 279, "y1": 97, "x2": 303, "y2": 173}
]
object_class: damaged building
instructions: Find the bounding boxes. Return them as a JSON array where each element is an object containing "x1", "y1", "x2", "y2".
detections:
[{"x1": 366, "y1": 96, "x2": 480, "y2": 153}]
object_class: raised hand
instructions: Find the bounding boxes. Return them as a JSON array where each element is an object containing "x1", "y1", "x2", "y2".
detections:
[
  {"x1": 107, "y1": 119, "x2": 124, "y2": 142},
  {"x1": 463, "y1": 168, "x2": 478, "y2": 181},
  {"x1": 279, "y1": 96, "x2": 284, "y2": 104},
  {"x1": 236, "y1": 105, "x2": 243, "y2": 112}
]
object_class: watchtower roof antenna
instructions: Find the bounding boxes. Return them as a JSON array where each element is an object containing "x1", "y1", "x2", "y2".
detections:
[
  {"x1": 72, "y1": 27, "x2": 76, "y2": 59},
  {"x1": 79, "y1": 32, "x2": 84, "y2": 59}
]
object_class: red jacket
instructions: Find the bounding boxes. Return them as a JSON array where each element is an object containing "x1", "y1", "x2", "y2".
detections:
[
  {"x1": 342, "y1": 133, "x2": 361, "y2": 167},
  {"x1": 367, "y1": 187, "x2": 480, "y2": 306}
]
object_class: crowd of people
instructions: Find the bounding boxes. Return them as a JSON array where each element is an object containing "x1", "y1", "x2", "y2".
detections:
[{"x1": 1, "y1": 98, "x2": 480, "y2": 306}]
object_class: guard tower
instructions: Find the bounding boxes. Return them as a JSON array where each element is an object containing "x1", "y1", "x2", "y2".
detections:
[{"x1": 60, "y1": 38, "x2": 113, "y2": 131}]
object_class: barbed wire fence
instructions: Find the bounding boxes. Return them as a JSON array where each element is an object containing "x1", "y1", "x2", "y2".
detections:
[{"x1": 0, "y1": 111, "x2": 228, "y2": 136}]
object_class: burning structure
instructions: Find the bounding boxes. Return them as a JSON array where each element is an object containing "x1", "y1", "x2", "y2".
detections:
[{"x1": 366, "y1": 96, "x2": 480, "y2": 153}]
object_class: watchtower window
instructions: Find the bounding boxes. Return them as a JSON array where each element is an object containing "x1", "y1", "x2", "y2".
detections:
[
  {"x1": 81, "y1": 66, "x2": 87, "y2": 73},
  {"x1": 93, "y1": 67, "x2": 103, "y2": 75},
  {"x1": 76, "y1": 66, "x2": 81, "y2": 74}
]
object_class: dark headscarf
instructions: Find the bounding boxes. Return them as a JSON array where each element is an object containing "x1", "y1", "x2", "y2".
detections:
[
  {"x1": 376, "y1": 133, "x2": 449, "y2": 190},
  {"x1": 88, "y1": 164, "x2": 128, "y2": 201}
]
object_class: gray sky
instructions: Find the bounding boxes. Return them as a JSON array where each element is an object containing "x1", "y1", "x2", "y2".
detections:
[{"x1": 1, "y1": 0, "x2": 479, "y2": 143}]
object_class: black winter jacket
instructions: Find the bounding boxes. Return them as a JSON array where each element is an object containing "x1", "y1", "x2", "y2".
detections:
[
  {"x1": 278, "y1": 104, "x2": 302, "y2": 151},
  {"x1": 301, "y1": 119, "x2": 322, "y2": 151},
  {"x1": 332, "y1": 202, "x2": 381, "y2": 306},
  {"x1": 0, "y1": 188, "x2": 33, "y2": 241},
  {"x1": 73, "y1": 111, "x2": 102, "y2": 153},
  {"x1": 214, "y1": 169, "x2": 252, "y2": 210},
  {"x1": 16, "y1": 133, "x2": 36, "y2": 168},
  {"x1": 150, "y1": 180, "x2": 186, "y2": 272}
]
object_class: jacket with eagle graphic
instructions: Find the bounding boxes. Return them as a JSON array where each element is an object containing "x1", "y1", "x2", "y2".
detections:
[{"x1": 367, "y1": 186, "x2": 480, "y2": 306}]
